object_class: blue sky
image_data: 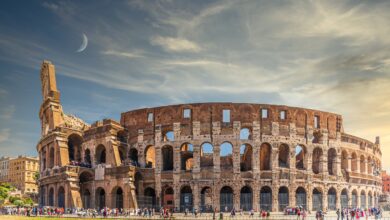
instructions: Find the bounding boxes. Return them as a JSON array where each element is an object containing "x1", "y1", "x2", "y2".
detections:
[{"x1": 0, "y1": 0, "x2": 390, "y2": 170}]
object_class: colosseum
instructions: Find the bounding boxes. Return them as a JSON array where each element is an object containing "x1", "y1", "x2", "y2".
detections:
[{"x1": 37, "y1": 60, "x2": 382, "y2": 212}]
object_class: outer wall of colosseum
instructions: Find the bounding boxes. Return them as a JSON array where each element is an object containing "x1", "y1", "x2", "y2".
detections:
[
  {"x1": 123, "y1": 103, "x2": 382, "y2": 212},
  {"x1": 37, "y1": 61, "x2": 382, "y2": 212}
]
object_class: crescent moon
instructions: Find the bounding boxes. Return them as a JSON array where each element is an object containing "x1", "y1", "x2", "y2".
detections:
[{"x1": 76, "y1": 33, "x2": 88, "y2": 52}]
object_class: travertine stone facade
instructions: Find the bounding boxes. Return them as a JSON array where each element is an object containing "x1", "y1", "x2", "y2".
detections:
[{"x1": 37, "y1": 61, "x2": 382, "y2": 212}]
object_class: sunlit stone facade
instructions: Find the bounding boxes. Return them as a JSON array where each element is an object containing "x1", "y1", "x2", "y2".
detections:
[{"x1": 37, "y1": 61, "x2": 382, "y2": 212}]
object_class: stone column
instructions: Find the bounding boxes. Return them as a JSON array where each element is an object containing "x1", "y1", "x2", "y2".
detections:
[
  {"x1": 253, "y1": 184, "x2": 259, "y2": 211},
  {"x1": 193, "y1": 144, "x2": 200, "y2": 173},
  {"x1": 336, "y1": 190, "x2": 341, "y2": 210},
  {"x1": 347, "y1": 156, "x2": 352, "y2": 172},
  {"x1": 193, "y1": 183, "x2": 199, "y2": 210},
  {"x1": 307, "y1": 187, "x2": 313, "y2": 211},
  {"x1": 234, "y1": 186, "x2": 240, "y2": 210},
  {"x1": 213, "y1": 185, "x2": 220, "y2": 212},
  {"x1": 357, "y1": 193, "x2": 361, "y2": 208},
  {"x1": 272, "y1": 186, "x2": 278, "y2": 212},
  {"x1": 322, "y1": 151, "x2": 328, "y2": 175},
  {"x1": 356, "y1": 157, "x2": 360, "y2": 173},
  {"x1": 336, "y1": 153, "x2": 341, "y2": 176},
  {"x1": 322, "y1": 190, "x2": 328, "y2": 211},
  {"x1": 233, "y1": 140, "x2": 240, "y2": 174},
  {"x1": 213, "y1": 144, "x2": 221, "y2": 174},
  {"x1": 307, "y1": 149, "x2": 313, "y2": 174}
]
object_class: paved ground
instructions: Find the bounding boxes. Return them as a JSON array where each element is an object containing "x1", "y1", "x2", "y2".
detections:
[{"x1": 1, "y1": 212, "x2": 390, "y2": 220}]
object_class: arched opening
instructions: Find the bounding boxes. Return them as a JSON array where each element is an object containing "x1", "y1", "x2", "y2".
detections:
[
  {"x1": 278, "y1": 144, "x2": 289, "y2": 168},
  {"x1": 79, "y1": 171, "x2": 93, "y2": 208},
  {"x1": 260, "y1": 143, "x2": 271, "y2": 170},
  {"x1": 368, "y1": 191, "x2": 373, "y2": 207},
  {"x1": 82, "y1": 190, "x2": 91, "y2": 209},
  {"x1": 200, "y1": 143, "x2": 213, "y2": 168},
  {"x1": 278, "y1": 187, "x2": 289, "y2": 211},
  {"x1": 260, "y1": 186, "x2": 272, "y2": 211},
  {"x1": 220, "y1": 142, "x2": 233, "y2": 170},
  {"x1": 240, "y1": 128, "x2": 250, "y2": 140},
  {"x1": 220, "y1": 186, "x2": 233, "y2": 212},
  {"x1": 162, "y1": 187, "x2": 174, "y2": 209},
  {"x1": 180, "y1": 143, "x2": 194, "y2": 171},
  {"x1": 68, "y1": 134, "x2": 82, "y2": 163},
  {"x1": 312, "y1": 147, "x2": 323, "y2": 174},
  {"x1": 341, "y1": 150, "x2": 348, "y2": 171},
  {"x1": 84, "y1": 149, "x2": 91, "y2": 165},
  {"x1": 95, "y1": 144, "x2": 106, "y2": 165},
  {"x1": 296, "y1": 187, "x2": 307, "y2": 210},
  {"x1": 58, "y1": 187, "x2": 65, "y2": 208},
  {"x1": 145, "y1": 145, "x2": 155, "y2": 168},
  {"x1": 328, "y1": 148, "x2": 337, "y2": 175},
  {"x1": 200, "y1": 187, "x2": 213, "y2": 212},
  {"x1": 180, "y1": 186, "x2": 193, "y2": 212},
  {"x1": 113, "y1": 187, "x2": 123, "y2": 209},
  {"x1": 42, "y1": 150, "x2": 47, "y2": 170},
  {"x1": 351, "y1": 152, "x2": 358, "y2": 172},
  {"x1": 118, "y1": 146, "x2": 126, "y2": 164},
  {"x1": 361, "y1": 190, "x2": 366, "y2": 209},
  {"x1": 162, "y1": 145, "x2": 173, "y2": 171},
  {"x1": 117, "y1": 130, "x2": 127, "y2": 143},
  {"x1": 240, "y1": 144, "x2": 252, "y2": 171},
  {"x1": 367, "y1": 157, "x2": 372, "y2": 174},
  {"x1": 312, "y1": 188, "x2": 322, "y2": 211},
  {"x1": 341, "y1": 189, "x2": 348, "y2": 209},
  {"x1": 96, "y1": 188, "x2": 106, "y2": 210},
  {"x1": 352, "y1": 189, "x2": 358, "y2": 208},
  {"x1": 360, "y1": 155, "x2": 366, "y2": 173},
  {"x1": 128, "y1": 148, "x2": 138, "y2": 166},
  {"x1": 144, "y1": 187, "x2": 156, "y2": 209},
  {"x1": 295, "y1": 145, "x2": 306, "y2": 170},
  {"x1": 240, "y1": 186, "x2": 253, "y2": 211},
  {"x1": 327, "y1": 187, "x2": 337, "y2": 210},
  {"x1": 48, "y1": 188, "x2": 54, "y2": 206},
  {"x1": 163, "y1": 131, "x2": 174, "y2": 142},
  {"x1": 49, "y1": 147, "x2": 55, "y2": 168},
  {"x1": 40, "y1": 187, "x2": 46, "y2": 206}
]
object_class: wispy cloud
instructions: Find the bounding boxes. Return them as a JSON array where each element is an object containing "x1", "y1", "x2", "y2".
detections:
[
  {"x1": 0, "y1": 105, "x2": 15, "y2": 119},
  {"x1": 150, "y1": 36, "x2": 201, "y2": 52},
  {"x1": 101, "y1": 50, "x2": 144, "y2": 59}
]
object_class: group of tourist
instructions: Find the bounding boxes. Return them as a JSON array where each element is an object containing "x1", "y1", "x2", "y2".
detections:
[{"x1": 337, "y1": 207, "x2": 382, "y2": 220}]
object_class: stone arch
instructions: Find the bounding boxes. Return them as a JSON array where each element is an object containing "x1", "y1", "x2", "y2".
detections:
[
  {"x1": 240, "y1": 144, "x2": 252, "y2": 171},
  {"x1": 240, "y1": 186, "x2": 253, "y2": 211},
  {"x1": 296, "y1": 187, "x2": 307, "y2": 210},
  {"x1": 367, "y1": 156, "x2": 372, "y2": 174},
  {"x1": 48, "y1": 187, "x2": 54, "y2": 206},
  {"x1": 260, "y1": 143, "x2": 272, "y2": 170},
  {"x1": 220, "y1": 186, "x2": 234, "y2": 212},
  {"x1": 312, "y1": 147, "x2": 323, "y2": 174},
  {"x1": 68, "y1": 133, "x2": 82, "y2": 162},
  {"x1": 162, "y1": 145, "x2": 174, "y2": 171},
  {"x1": 144, "y1": 187, "x2": 156, "y2": 208},
  {"x1": 180, "y1": 143, "x2": 194, "y2": 171},
  {"x1": 341, "y1": 188, "x2": 348, "y2": 208},
  {"x1": 84, "y1": 149, "x2": 91, "y2": 165},
  {"x1": 360, "y1": 190, "x2": 366, "y2": 209},
  {"x1": 312, "y1": 187, "x2": 323, "y2": 211},
  {"x1": 360, "y1": 155, "x2": 366, "y2": 173},
  {"x1": 351, "y1": 189, "x2": 358, "y2": 207},
  {"x1": 162, "y1": 187, "x2": 174, "y2": 209},
  {"x1": 327, "y1": 148, "x2": 337, "y2": 175},
  {"x1": 96, "y1": 187, "x2": 106, "y2": 210},
  {"x1": 351, "y1": 152, "x2": 358, "y2": 172},
  {"x1": 327, "y1": 187, "x2": 337, "y2": 210},
  {"x1": 49, "y1": 147, "x2": 55, "y2": 168},
  {"x1": 260, "y1": 186, "x2": 272, "y2": 211},
  {"x1": 163, "y1": 131, "x2": 174, "y2": 142},
  {"x1": 278, "y1": 186, "x2": 289, "y2": 211},
  {"x1": 200, "y1": 142, "x2": 213, "y2": 168},
  {"x1": 112, "y1": 187, "x2": 124, "y2": 209},
  {"x1": 58, "y1": 186, "x2": 65, "y2": 208},
  {"x1": 341, "y1": 150, "x2": 349, "y2": 171},
  {"x1": 145, "y1": 145, "x2": 155, "y2": 168},
  {"x1": 278, "y1": 144, "x2": 289, "y2": 168},
  {"x1": 240, "y1": 128, "x2": 251, "y2": 140},
  {"x1": 200, "y1": 187, "x2": 213, "y2": 212},
  {"x1": 95, "y1": 144, "x2": 106, "y2": 165},
  {"x1": 295, "y1": 144, "x2": 307, "y2": 170},
  {"x1": 128, "y1": 148, "x2": 138, "y2": 165},
  {"x1": 180, "y1": 185, "x2": 193, "y2": 211},
  {"x1": 220, "y1": 142, "x2": 233, "y2": 170}
]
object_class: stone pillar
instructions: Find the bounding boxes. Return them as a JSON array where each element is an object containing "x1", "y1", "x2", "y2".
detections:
[
  {"x1": 336, "y1": 190, "x2": 341, "y2": 210},
  {"x1": 290, "y1": 187, "x2": 296, "y2": 207},
  {"x1": 234, "y1": 187, "x2": 240, "y2": 210},
  {"x1": 193, "y1": 183, "x2": 199, "y2": 210},
  {"x1": 272, "y1": 186, "x2": 278, "y2": 212},
  {"x1": 174, "y1": 185, "x2": 180, "y2": 211},
  {"x1": 193, "y1": 144, "x2": 201, "y2": 173},
  {"x1": 213, "y1": 144, "x2": 221, "y2": 173},
  {"x1": 322, "y1": 190, "x2": 328, "y2": 211},
  {"x1": 356, "y1": 157, "x2": 360, "y2": 173},
  {"x1": 336, "y1": 153, "x2": 341, "y2": 176},
  {"x1": 307, "y1": 187, "x2": 313, "y2": 211},
  {"x1": 213, "y1": 185, "x2": 220, "y2": 212},
  {"x1": 322, "y1": 151, "x2": 328, "y2": 175},
  {"x1": 307, "y1": 149, "x2": 313, "y2": 174},
  {"x1": 58, "y1": 139, "x2": 70, "y2": 166},
  {"x1": 233, "y1": 140, "x2": 240, "y2": 174},
  {"x1": 253, "y1": 184, "x2": 259, "y2": 211},
  {"x1": 357, "y1": 193, "x2": 361, "y2": 208},
  {"x1": 137, "y1": 130, "x2": 145, "y2": 167},
  {"x1": 347, "y1": 156, "x2": 352, "y2": 172}
]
